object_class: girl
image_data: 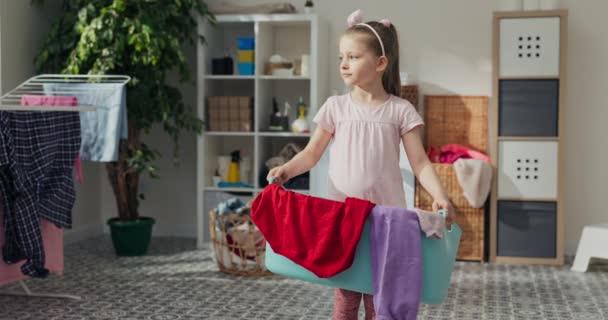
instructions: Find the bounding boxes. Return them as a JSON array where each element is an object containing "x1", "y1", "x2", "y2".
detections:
[{"x1": 268, "y1": 9, "x2": 455, "y2": 320}]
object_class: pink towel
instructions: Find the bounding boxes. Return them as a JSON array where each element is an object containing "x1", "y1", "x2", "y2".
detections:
[
  {"x1": 20, "y1": 95, "x2": 83, "y2": 183},
  {"x1": 0, "y1": 198, "x2": 64, "y2": 285}
]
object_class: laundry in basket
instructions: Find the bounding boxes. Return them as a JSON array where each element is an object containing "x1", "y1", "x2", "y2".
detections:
[{"x1": 264, "y1": 210, "x2": 461, "y2": 305}]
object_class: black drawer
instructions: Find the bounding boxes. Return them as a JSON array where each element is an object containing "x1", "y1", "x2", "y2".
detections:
[
  {"x1": 499, "y1": 80, "x2": 559, "y2": 137},
  {"x1": 497, "y1": 201, "x2": 556, "y2": 258}
]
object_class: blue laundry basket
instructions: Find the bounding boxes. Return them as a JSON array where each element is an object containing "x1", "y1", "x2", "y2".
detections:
[{"x1": 264, "y1": 211, "x2": 461, "y2": 305}]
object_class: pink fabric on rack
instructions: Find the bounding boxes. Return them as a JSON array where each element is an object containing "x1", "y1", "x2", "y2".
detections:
[
  {"x1": 20, "y1": 95, "x2": 83, "y2": 183},
  {"x1": 0, "y1": 198, "x2": 64, "y2": 286}
]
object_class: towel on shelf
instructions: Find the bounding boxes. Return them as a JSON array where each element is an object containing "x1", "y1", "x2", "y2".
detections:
[
  {"x1": 453, "y1": 158, "x2": 493, "y2": 208},
  {"x1": 43, "y1": 83, "x2": 127, "y2": 162}
]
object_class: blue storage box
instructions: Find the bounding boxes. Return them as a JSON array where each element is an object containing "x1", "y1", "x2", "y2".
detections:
[
  {"x1": 238, "y1": 63, "x2": 254, "y2": 75},
  {"x1": 237, "y1": 37, "x2": 255, "y2": 50},
  {"x1": 265, "y1": 213, "x2": 461, "y2": 305}
]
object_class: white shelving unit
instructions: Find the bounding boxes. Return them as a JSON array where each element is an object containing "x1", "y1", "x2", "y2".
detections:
[{"x1": 195, "y1": 14, "x2": 329, "y2": 247}]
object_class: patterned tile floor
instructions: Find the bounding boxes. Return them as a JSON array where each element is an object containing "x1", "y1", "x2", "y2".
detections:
[{"x1": 0, "y1": 237, "x2": 606, "y2": 320}]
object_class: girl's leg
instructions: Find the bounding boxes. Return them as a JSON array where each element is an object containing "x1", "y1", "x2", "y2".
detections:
[
  {"x1": 363, "y1": 294, "x2": 376, "y2": 320},
  {"x1": 333, "y1": 288, "x2": 362, "y2": 320}
]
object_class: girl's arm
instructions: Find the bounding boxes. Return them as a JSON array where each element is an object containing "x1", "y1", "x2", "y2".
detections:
[
  {"x1": 402, "y1": 127, "x2": 456, "y2": 226},
  {"x1": 267, "y1": 126, "x2": 332, "y2": 185}
]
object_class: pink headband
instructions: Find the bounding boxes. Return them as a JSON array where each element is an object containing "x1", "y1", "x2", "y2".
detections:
[{"x1": 347, "y1": 9, "x2": 391, "y2": 57}]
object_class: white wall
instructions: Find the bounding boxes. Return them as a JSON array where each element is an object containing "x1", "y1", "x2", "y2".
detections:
[
  {"x1": 0, "y1": 1, "x2": 103, "y2": 243},
  {"x1": 156, "y1": 0, "x2": 604, "y2": 255},
  {"x1": 100, "y1": 42, "x2": 199, "y2": 238},
  {"x1": 0, "y1": 0, "x2": 596, "y2": 256}
]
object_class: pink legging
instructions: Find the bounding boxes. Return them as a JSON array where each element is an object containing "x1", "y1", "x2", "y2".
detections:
[{"x1": 333, "y1": 288, "x2": 376, "y2": 320}]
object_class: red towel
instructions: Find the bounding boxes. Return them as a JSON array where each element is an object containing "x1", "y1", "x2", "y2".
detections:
[{"x1": 251, "y1": 184, "x2": 375, "y2": 278}]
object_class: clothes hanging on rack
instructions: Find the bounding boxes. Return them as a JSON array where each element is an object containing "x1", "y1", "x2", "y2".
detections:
[
  {"x1": 21, "y1": 95, "x2": 83, "y2": 183},
  {"x1": 0, "y1": 197, "x2": 64, "y2": 286},
  {"x1": 0, "y1": 108, "x2": 80, "y2": 277},
  {"x1": 43, "y1": 83, "x2": 127, "y2": 162}
]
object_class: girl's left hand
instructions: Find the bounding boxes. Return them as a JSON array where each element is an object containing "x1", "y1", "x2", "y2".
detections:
[{"x1": 432, "y1": 198, "x2": 456, "y2": 229}]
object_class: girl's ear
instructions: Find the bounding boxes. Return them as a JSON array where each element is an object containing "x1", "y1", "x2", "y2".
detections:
[{"x1": 376, "y1": 56, "x2": 389, "y2": 73}]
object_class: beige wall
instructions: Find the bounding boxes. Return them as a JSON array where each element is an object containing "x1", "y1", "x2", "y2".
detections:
[{"x1": 0, "y1": 0, "x2": 103, "y2": 243}]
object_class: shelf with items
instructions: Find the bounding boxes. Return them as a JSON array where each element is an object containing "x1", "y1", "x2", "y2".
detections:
[
  {"x1": 256, "y1": 136, "x2": 311, "y2": 192},
  {"x1": 256, "y1": 18, "x2": 312, "y2": 78},
  {"x1": 202, "y1": 78, "x2": 254, "y2": 133},
  {"x1": 197, "y1": 13, "x2": 328, "y2": 248},
  {"x1": 202, "y1": 21, "x2": 255, "y2": 77},
  {"x1": 489, "y1": 10, "x2": 567, "y2": 265},
  {"x1": 256, "y1": 80, "x2": 311, "y2": 134},
  {"x1": 200, "y1": 135, "x2": 255, "y2": 190}
]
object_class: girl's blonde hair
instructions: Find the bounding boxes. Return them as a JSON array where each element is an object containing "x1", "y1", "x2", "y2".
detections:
[{"x1": 345, "y1": 21, "x2": 401, "y2": 96}]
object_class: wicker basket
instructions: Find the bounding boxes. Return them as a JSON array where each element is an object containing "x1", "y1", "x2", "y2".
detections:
[
  {"x1": 209, "y1": 209, "x2": 272, "y2": 276},
  {"x1": 416, "y1": 95, "x2": 489, "y2": 262},
  {"x1": 415, "y1": 164, "x2": 485, "y2": 261},
  {"x1": 400, "y1": 85, "x2": 419, "y2": 110},
  {"x1": 423, "y1": 96, "x2": 488, "y2": 152}
]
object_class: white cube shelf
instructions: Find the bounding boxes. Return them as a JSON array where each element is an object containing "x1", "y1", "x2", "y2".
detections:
[
  {"x1": 499, "y1": 17, "x2": 560, "y2": 78},
  {"x1": 498, "y1": 140, "x2": 558, "y2": 199}
]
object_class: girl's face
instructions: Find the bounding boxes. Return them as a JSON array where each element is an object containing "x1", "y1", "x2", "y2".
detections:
[{"x1": 338, "y1": 34, "x2": 386, "y2": 88}]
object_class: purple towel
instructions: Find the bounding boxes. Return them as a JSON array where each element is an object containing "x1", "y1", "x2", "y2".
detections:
[{"x1": 370, "y1": 206, "x2": 422, "y2": 320}]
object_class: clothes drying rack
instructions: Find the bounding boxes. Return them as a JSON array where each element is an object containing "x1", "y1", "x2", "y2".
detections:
[{"x1": 0, "y1": 74, "x2": 130, "y2": 300}]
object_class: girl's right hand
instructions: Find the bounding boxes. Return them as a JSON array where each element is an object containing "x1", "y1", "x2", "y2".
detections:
[{"x1": 267, "y1": 165, "x2": 290, "y2": 185}]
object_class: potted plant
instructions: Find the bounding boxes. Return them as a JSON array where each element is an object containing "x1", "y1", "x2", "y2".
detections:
[
  {"x1": 33, "y1": 0, "x2": 214, "y2": 256},
  {"x1": 304, "y1": 0, "x2": 314, "y2": 13}
]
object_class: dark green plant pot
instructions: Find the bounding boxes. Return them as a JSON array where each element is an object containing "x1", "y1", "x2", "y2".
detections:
[{"x1": 107, "y1": 217, "x2": 155, "y2": 256}]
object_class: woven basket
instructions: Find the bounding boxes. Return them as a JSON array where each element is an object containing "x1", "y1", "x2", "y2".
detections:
[
  {"x1": 400, "y1": 85, "x2": 419, "y2": 109},
  {"x1": 423, "y1": 96, "x2": 488, "y2": 152},
  {"x1": 209, "y1": 210, "x2": 272, "y2": 276},
  {"x1": 415, "y1": 164, "x2": 485, "y2": 261},
  {"x1": 416, "y1": 95, "x2": 489, "y2": 262}
]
